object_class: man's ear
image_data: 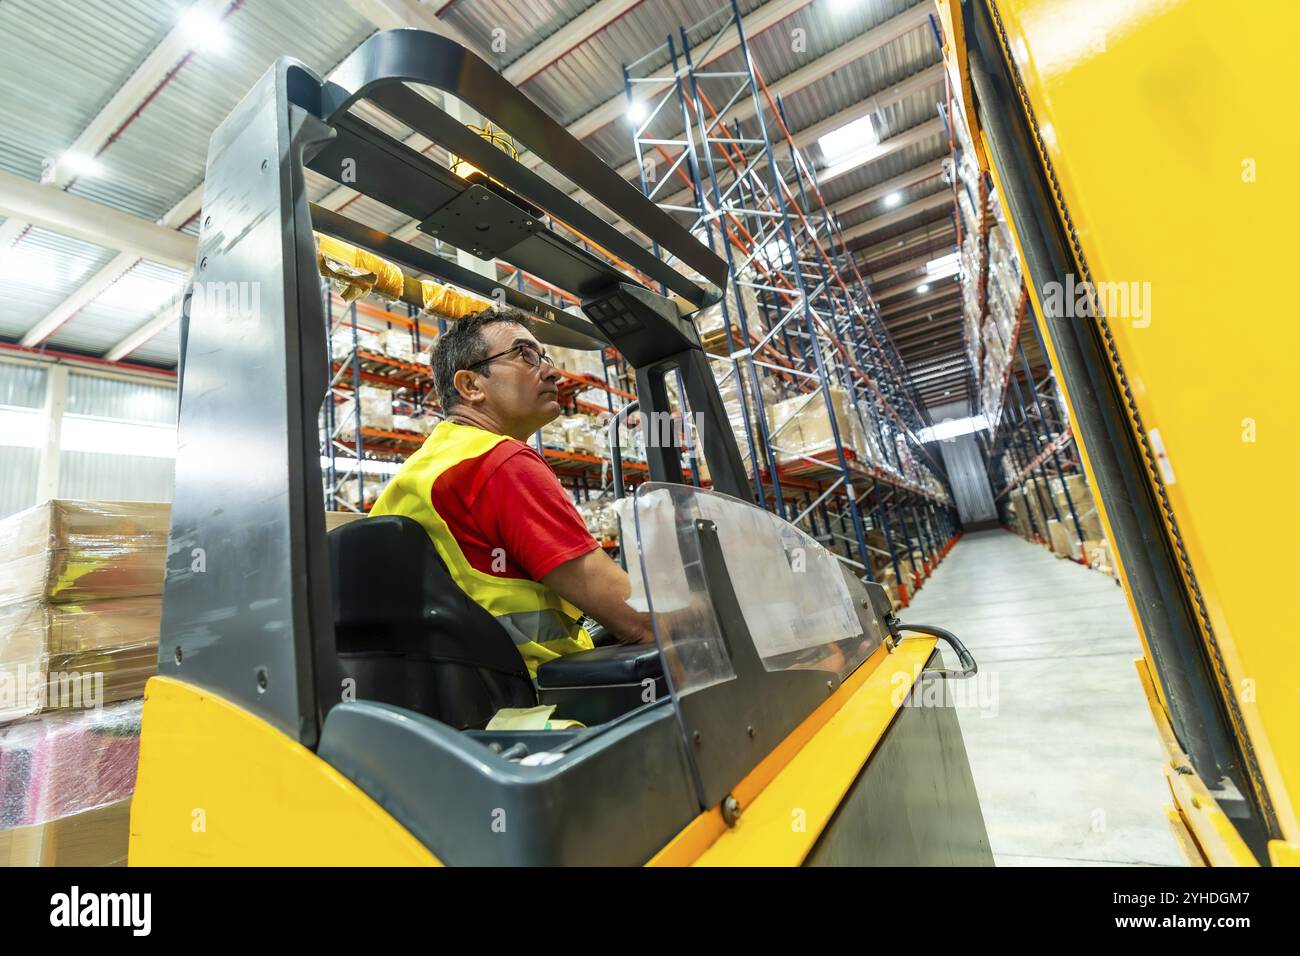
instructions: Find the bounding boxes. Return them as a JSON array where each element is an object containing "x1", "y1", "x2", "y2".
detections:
[{"x1": 453, "y1": 368, "x2": 483, "y2": 405}]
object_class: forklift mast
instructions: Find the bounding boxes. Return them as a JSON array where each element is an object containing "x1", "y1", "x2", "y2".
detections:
[{"x1": 160, "y1": 30, "x2": 746, "y2": 750}]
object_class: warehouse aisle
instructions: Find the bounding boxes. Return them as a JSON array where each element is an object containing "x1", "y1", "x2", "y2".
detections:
[{"x1": 904, "y1": 530, "x2": 1183, "y2": 867}]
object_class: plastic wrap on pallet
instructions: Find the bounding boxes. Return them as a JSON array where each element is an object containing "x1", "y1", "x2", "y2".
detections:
[
  {"x1": 576, "y1": 500, "x2": 620, "y2": 542},
  {"x1": 330, "y1": 326, "x2": 382, "y2": 359},
  {"x1": 560, "y1": 415, "x2": 601, "y2": 456},
  {"x1": 335, "y1": 385, "x2": 394, "y2": 438},
  {"x1": 0, "y1": 501, "x2": 169, "y2": 609},
  {"x1": 540, "y1": 418, "x2": 568, "y2": 450},
  {"x1": 0, "y1": 699, "x2": 141, "y2": 830},
  {"x1": 694, "y1": 281, "x2": 762, "y2": 342},
  {"x1": 337, "y1": 477, "x2": 389, "y2": 511},
  {"x1": 392, "y1": 412, "x2": 436, "y2": 435},
  {"x1": 767, "y1": 387, "x2": 867, "y2": 467},
  {"x1": 374, "y1": 328, "x2": 416, "y2": 364},
  {"x1": 0, "y1": 597, "x2": 159, "y2": 724},
  {"x1": 547, "y1": 343, "x2": 607, "y2": 380}
]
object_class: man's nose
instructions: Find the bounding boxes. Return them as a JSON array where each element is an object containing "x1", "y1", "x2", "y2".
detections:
[{"x1": 540, "y1": 361, "x2": 561, "y2": 382}]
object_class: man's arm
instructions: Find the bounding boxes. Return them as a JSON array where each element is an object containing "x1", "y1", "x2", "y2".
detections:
[{"x1": 542, "y1": 548, "x2": 654, "y2": 646}]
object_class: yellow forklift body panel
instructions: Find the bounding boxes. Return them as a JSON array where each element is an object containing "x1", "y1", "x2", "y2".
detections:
[{"x1": 129, "y1": 677, "x2": 441, "y2": 866}]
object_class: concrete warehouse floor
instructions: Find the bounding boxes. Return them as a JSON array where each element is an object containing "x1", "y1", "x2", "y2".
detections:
[{"x1": 904, "y1": 529, "x2": 1183, "y2": 867}]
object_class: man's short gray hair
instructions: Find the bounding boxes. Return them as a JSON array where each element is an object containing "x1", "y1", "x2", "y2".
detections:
[{"x1": 432, "y1": 308, "x2": 533, "y2": 411}]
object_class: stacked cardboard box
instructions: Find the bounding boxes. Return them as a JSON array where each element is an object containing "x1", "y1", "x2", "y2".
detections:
[
  {"x1": 767, "y1": 386, "x2": 868, "y2": 467},
  {"x1": 560, "y1": 414, "x2": 603, "y2": 456},
  {"x1": 0, "y1": 501, "x2": 168, "y2": 725},
  {"x1": 576, "y1": 500, "x2": 620, "y2": 543},
  {"x1": 546, "y1": 344, "x2": 607, "y2": 381},
  {"x1": 0, "y1": 501, "x2": 368, "y2": 865},
  {"x1": 1051, "y1": 474, "x2": 1103, "y2": 540},
  {"x1": 693, "y1": 283, "x2": 762, "y2": 348},
  {"x1": 1046, "y1": 519, "x2": 1082, "y2": 560},
  {"x1": 337, "y1": 478, "x2": 388, "y2": 511},
  {"x1": 335, "y1": 385, "x2": 394, "y2": 439},
  {"x1": 1086, "y1": 538, "x2": 1119, "y2": 579}
]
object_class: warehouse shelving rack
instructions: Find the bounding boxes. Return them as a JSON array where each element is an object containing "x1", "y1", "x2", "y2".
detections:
[
  {"x1": 318, "y1": 279, "x2": 665, "y2": 521},
  {"x1": 622, "y1": 0, "x2": 960, "y2": 604},
  {"x1": 943, "y1": 78, "x2": 1093, "y2": 561}
]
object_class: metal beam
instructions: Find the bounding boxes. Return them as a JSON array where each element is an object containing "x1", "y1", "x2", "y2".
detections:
[
  {"x1": 23, "y1": 185, "x2": 203, "y2": 348},
  {"x1": 540, "y1": 0, "x2": 819, "y2": 151},
  {"x1": 817, "y1": 116, "x2": 944, "y2": 187},
  {"x1": 106, "y1": 299, "x2": 183, "y2": 363},
  {"x1": 0, "y1": 169, "x2": 197, "y2": 270},
  {"x1": 880, "y1": 282, "x2": 962, "y2": 315},
  {"x1": 649, "y1": 67, "x2": 945, "y2": 215},
  {"x1": 0, "y1": 0, "x2": 221, "y2": 308},
  {"x1": 856, "y1": 219, "x2": 955, "y2": 267},
  {"x1": 503, "y1": 0, "x2": 641, "y2": 85},
  {"x1": 877, "y1": 270, "x2": 962, "y2": 300},
  {"x1": 861, "y1": 249, "x2": 933, "y2": 285},
  {"x1": 827, "y1": 157, "x2": 946, "y2": 217},
  {"x1": 839, "y1": 188, "x2": 952, "y2": 244},
  {"x1": 42, "y1": 0, "x2": 232, "y2": 190}
]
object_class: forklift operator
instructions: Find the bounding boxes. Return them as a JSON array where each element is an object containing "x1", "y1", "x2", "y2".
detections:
[{"x1": 370, "y1": 308, "x2": 654, "y2": 677}]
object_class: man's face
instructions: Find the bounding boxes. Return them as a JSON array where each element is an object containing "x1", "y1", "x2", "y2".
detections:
[{"x1": 467, "y1": 322, "x2": 562, "y2": 436}]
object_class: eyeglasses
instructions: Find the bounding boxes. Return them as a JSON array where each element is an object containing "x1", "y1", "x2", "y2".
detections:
[{"x1": 466, "y1": 342, "x2": 555, "y2": 372}]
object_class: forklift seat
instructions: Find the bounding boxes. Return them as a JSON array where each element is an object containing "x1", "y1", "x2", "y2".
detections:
[{"x1": 327, "y1": 515, "x2": 536, "y2": 730}]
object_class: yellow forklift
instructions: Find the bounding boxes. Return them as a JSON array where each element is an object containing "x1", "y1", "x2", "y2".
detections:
[
  {"x1": 934, "y1": 0, "x2": 1299, "y2": 866},
  {"x1": 128, "y1": 30, "x2": 989, "y2": 865}
]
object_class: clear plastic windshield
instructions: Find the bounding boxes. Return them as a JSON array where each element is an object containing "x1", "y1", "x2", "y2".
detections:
[{"x1": 618, "y1": 483, "x2": 883, "y2": 702}]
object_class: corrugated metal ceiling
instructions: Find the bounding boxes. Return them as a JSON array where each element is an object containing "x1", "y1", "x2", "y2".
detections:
[
  {"x1": 0, "y1": 0, "x2": 963, "y2": 401},
  {"x1": 0, "y1": 0, "x2": 190, "y2": 181}
]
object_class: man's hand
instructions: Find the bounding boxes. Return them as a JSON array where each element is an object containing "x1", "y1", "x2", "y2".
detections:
[{"x1": 541, "y1": 547, "x2": 655, "y2": 646}]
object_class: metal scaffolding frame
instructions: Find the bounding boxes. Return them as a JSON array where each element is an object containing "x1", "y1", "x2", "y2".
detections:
[{"x1": 622, "y1": 0, "x2": 960, "y2": 604}]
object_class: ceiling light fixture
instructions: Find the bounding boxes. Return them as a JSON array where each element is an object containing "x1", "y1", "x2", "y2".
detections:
[
  {"x1": 179, "y1": 8, "x2": 228, "y2": 53},
  {"x1": 58, "y1": 152, "x2": 103, "y2": 177}
]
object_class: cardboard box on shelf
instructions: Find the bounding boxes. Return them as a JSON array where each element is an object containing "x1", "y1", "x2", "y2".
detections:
[
  {"x1": 335, "y1": 386, "x2": 394, "y2": 438},
  {"x1": 337, "y1": 477, "x2": 387, "y2": 511},
  {"x1": 547, "y1": 345, "x2": 607, "y2": 381},
  {"x1": 694, "y1": 283, "x2": 762, "y2": 344},
  {"x1": 767, "y1": 386, "x2": 865, "y2": 465},
  {"x1": 374, "y1": 328, "x2": 417, "y2": 364},
  {"x1": 560, "y1": 415, "x2": 601, "y2": 456},
  {"x1": 1047, "y1": 518, "x2": 1081, "y2": 560},
  {"x1": 0, "y1": 500, "x2": 169, "y2": 609},
  {"x1": 1086, "y1": 538, "x2": 1118, "y2": 578},
  {"x1": 540, "y1": 418, "x2": 568, "y2": 450},
  {"x1": 1051, "y1": 474, "x2": 1103, "y2": 539}
]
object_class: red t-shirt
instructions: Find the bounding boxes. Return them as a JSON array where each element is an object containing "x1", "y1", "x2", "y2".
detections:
[{"x1": 431, "y1": 437, "x2": 599, "y2": 581}]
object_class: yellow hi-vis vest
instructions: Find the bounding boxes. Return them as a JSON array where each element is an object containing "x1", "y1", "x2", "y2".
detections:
[{"x1": 370, "y1": 420, "x2": 593, "y2": 678}]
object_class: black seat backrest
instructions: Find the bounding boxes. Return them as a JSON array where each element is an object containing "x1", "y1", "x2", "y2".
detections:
[{"x1": 327, "y1": 515, "x2": 536, "y2": 730}]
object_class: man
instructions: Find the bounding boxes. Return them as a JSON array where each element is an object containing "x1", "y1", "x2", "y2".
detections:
[{"x1": 370, "y1": 308, "x2": 653, "y2": 678}]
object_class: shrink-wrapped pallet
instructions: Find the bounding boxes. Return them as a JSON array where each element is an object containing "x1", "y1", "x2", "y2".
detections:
[
  {"x1": 0, "y1": 700, "x2": 140, "y2": 865},
  {"x1": 767, "y1": 387, "x2": 866, "y2": 466},
  {"x1": 0, "y1": 598, "x2": 159, "y2": 724},
  {"x1": 335, "y1": 386, "x2": 394, "y2": 438}
]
